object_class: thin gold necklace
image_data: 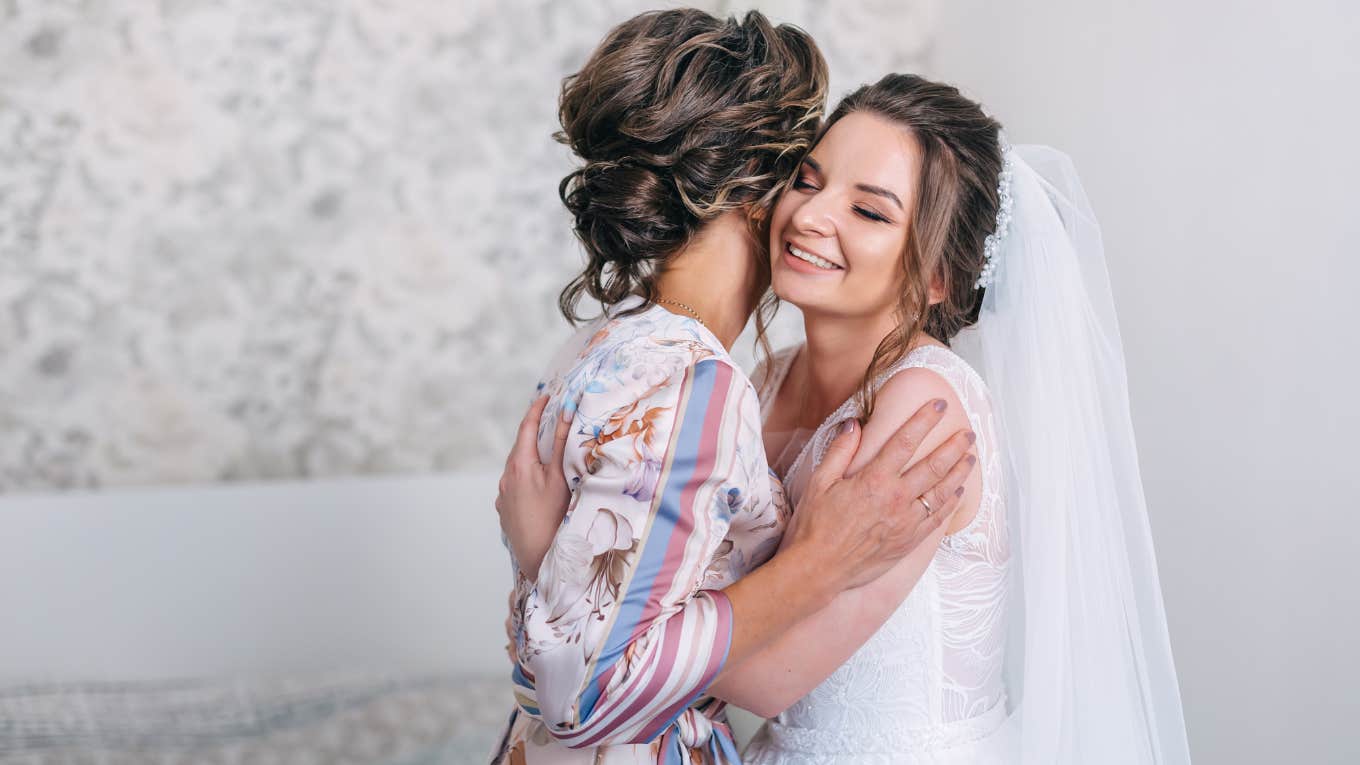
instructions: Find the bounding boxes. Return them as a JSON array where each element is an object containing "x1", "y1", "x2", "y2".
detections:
[{"x1": 655, "y1": 297, "x2": 709, "y2": 330}]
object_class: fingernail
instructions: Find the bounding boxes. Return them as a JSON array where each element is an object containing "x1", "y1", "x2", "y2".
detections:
[
  {"x1": 967, "y1": 454, "x2": 976, "y2": 466},
  {"x1": 933, "y1": 399, "x2": 947, "y2": 412},
  {"x1": 966, "y1": 431, "x2": 977, "y2": 444},
  {"x1": 839, "y1": 419, "x2": 857, "y2": 436},
  {"x1": 955, "y1": 486, "x2": 965, "y2": 496}
]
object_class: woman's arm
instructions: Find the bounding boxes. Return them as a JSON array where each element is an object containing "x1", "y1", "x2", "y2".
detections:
[
  {"x1": 707, "y1": 368, "x2": 982, "y2": 717},
  {"x1": 510, "y1": 358, "x2": 769, "y2": 747},
  {"x1": 503, "y1": 362, "x2": 975, "y2": 746}
]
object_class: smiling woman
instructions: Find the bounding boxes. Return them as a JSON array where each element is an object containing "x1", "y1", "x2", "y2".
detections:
[
  {"x1": 764, "y1": 77, "x2": 1004, "y2": 422},
  {"x1": 735, "y1": 71, "x2": 1191, "y2": 764}
]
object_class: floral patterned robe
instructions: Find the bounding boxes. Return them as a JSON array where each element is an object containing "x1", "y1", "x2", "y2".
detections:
[{"x1": 492, "y1": 296, "x2": 787, "y2": 765}]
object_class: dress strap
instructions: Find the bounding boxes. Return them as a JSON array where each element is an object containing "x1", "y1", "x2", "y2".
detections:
[{"x1": 797, "y1": 345, "x2": 990, "y2": 483}]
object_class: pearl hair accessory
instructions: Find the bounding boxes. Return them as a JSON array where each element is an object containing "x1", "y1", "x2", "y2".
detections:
[{"x1": 974, "y1": 138, "x2": 1015, "y2": 290}]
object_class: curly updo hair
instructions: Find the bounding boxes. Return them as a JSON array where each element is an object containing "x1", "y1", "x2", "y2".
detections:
[
  {"x1": 817, "y1": 74, "x2": 1005, "y2": 420},
  {"x1": 556, "y1": 9, "x2": 828, "y2": 322}
]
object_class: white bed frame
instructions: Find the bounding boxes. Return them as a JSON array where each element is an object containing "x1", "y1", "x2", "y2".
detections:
[{"x1": 0, "y1": 471, "x2": 507, "y2": 681}]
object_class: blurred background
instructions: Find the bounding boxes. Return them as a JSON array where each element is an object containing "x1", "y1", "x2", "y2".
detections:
[{"x1": 1, "y1": 0, "x2": 1356, "y2": 762}]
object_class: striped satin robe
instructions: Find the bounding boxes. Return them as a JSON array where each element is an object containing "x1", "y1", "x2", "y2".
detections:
[{"x1": 493, "y1": 296, "x2": 787, "y2": 765}]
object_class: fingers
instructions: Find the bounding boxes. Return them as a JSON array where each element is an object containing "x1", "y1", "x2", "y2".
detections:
[
  {"x1": 548, "y1": 403, "x2": 572, "y2": 469},
  {"x1": 511, "y1": 395, "x2": 550, "y2": 465},
  {"x1": 921, "y1": 429, "x2": 975, "y2": 484},
  {"x1": 863, "y1": 399, "x2": 948, "y2": 482},
  {"x1": 808, "y1": 418, "x2": 861, "y2": 492},
  {"x1": 929, "y1": 456, "x2": 974, "y2": 527},
  {"x1": 901, "y1": 430, "x2": 977, "y2": 526}
]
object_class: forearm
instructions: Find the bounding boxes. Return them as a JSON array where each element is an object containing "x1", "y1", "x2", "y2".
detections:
[
  {"x1": 709, "y1": 585, "x2": 877, "y2": 716},
  {"x1": 709, "y1": 542, "x2": 841, "y2": 689},
  {"x1": 709, "y1": 532, "x2": 943, "y2": 717},
  {"x1": 523, "y1": 557, "x2": 816, "y2": 747},
  {"x1": 526, "y1": 547, "x2": 842, "y2": 738}
]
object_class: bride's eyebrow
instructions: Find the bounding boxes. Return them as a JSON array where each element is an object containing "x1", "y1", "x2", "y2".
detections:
[
  {"x1": 802, "y1": 157, "x2": 902, "y2": 210},
  {"x1": 854, "y1": 183, "x2": 903, "y2": 210}
]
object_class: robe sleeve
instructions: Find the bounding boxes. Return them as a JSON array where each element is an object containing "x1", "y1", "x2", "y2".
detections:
[{"x1": 509, "y1": 357, "x2": 758, "y2": 748}]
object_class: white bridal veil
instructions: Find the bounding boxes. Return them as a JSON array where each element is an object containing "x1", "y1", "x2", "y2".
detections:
[{"x1": 951, "y1": 145, "x2": 1193, "y2": 763}]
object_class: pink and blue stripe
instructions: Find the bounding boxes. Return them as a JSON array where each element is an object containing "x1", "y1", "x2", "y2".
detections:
[{"x1": 566, "y1": 358, "x2": 736, "y2": 741}]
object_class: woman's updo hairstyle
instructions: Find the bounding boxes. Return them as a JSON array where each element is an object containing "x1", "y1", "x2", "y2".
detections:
[{"x1": 556, "y1": 9, "x2": 828, "y2": 322}]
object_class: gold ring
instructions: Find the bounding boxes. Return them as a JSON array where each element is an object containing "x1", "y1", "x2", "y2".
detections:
[{"x1": 919, "y1": 495, "x2": 934, "y2": 516}]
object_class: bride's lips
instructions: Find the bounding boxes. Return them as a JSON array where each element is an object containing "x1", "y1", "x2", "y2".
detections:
[{"x1": 781, "y1": 242, "x2": 843, "y2": 275}]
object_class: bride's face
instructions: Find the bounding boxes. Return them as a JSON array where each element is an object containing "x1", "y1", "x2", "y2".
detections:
[{"x1": 769, "y1": 111, "x2": 921, "y2": 319}]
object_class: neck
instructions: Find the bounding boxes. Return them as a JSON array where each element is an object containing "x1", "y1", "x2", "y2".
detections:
[
  {"x1": 798, "y1": 308, "x2": 903, "y2": 426},
  {"x1": 653, "y1": 210, "x2": 763, "y2": 350}
]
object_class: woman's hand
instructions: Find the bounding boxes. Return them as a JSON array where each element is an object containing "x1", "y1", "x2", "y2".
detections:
[
  {"x1": 783, "y1": 400, "x2": 976, "y2": 593},
  {"x1": 496, "y1": 394, "x2": 573, "y2": 581}
]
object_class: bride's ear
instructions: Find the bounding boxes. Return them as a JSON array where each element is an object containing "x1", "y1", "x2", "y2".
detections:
[{"x1": 926, "y1": 269, "x2": 948, "y2": 306}]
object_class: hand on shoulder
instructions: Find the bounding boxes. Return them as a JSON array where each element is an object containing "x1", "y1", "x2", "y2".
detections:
[{"x1": 852, "y1": 365, "x2": 981, "y2": 536}]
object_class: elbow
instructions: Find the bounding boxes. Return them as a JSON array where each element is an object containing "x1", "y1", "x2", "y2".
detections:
[
  {"x1": 744, "y1": 697, "x2": 794, "y2": 720},
  {"x1": 709, "y1": 671, "x2": 800, "y2": 719},
  {"x1": 711, "y1": 688, "x2": 795, "y2": 720},
  {"x1": 534, "y1": 702, "x2": 634, "y2": 749},
  {"x1": 545, "y1": 725, "x2": 590, "y2": 749},
  {"x1": 526, "y1": 665, "x2": 638, "y2": 748},
  {"x1": 543, "y1": 722, "x2": 635, "y2": 749},
  {"x1": 562, "y1": 735, "x2": 612, "y2": 751}
]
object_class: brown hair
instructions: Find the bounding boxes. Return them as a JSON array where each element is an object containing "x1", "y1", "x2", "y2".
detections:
[
  {"x1": 763, "y1": 73, "x2": 1005, "y2": 420},
  {"x1": 555, "y1": 9, "x2": 828, "y2": 324}
]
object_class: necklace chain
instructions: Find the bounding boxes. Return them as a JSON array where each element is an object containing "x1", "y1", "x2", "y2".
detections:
[{"x1": 655, "y1": 297, "x2": 708, "y2": 329}]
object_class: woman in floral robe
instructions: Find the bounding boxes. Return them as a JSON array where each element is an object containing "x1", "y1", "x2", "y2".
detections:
[{"x1": 499, "y1": 297, "x2": 785, "y2": 763}]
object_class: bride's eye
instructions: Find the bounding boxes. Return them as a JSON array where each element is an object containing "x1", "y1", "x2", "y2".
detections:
[
  {"x1": 792, "y1": 173, "x2": 817, "y2": 192},
  {"x1": 853, "y1": 205, "x2": 890, "y2": 223}
]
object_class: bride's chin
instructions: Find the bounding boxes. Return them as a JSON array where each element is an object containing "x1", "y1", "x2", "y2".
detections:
[
  {"x1": 770, "y1": 285, "x2": 822, "y2": 313},
  {"x1": 768, "y1": 282, "x2": 798, "y2": 305}
]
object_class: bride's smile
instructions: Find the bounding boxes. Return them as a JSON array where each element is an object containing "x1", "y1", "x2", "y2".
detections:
[{"x1": 770, "y1": 112, "x2": 924, "y2": 322}]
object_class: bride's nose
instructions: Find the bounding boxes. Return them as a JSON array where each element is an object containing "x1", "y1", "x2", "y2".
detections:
[{"x1": 793, "y1": 194, "x2": 837, "y2": 238}]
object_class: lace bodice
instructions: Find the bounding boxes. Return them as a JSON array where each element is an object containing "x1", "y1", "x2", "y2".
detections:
[{"x1": 746, "y1": 344, "x2": 1012, "y2": 764}]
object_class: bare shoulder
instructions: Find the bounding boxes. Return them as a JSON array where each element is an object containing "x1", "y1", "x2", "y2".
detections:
[
  {"x1": 860, "y1": 365, "x2": 980, "y2": 534},
  {"x1": 860, "y1": 366, "x2": 970, "y2": 452}
]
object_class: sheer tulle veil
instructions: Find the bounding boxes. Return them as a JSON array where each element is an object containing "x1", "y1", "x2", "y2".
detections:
[{"x1": 950, "y1": 145, "x2": 1193, "y2": 763}]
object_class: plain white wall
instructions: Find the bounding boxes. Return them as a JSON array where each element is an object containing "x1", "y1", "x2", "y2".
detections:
[{"x1": 926, "y1": 2, "x2": 1359, "y2": 762}]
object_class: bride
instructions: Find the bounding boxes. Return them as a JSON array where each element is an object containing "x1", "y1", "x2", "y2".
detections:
[
  {"x1": 728, "y1": 73, "x2": 1191, "y2": 763},
  {"x1": 501, "y1": 72, "x2": 1191, "y2": 763}
]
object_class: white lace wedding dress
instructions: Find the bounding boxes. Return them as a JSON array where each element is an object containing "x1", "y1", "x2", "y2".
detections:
[{"x1": 743, "y1": 344, "x2": 1015, "y2": 765}]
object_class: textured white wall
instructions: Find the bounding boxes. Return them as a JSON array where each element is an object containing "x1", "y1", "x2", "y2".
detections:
[
  {"x1": 927, "y1": 2, "x2": 1360, "y2": 762},
  {"x1": 0, "y1": 0, "x2": 935, "y2": 492},
  {"x1": 2, "y1": 0, "x2": 575, "y2": 490}
]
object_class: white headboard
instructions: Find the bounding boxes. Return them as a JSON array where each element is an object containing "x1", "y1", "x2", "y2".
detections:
[{"x1": 0, "y1": 472, "x2": 506, "y2": 681}]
